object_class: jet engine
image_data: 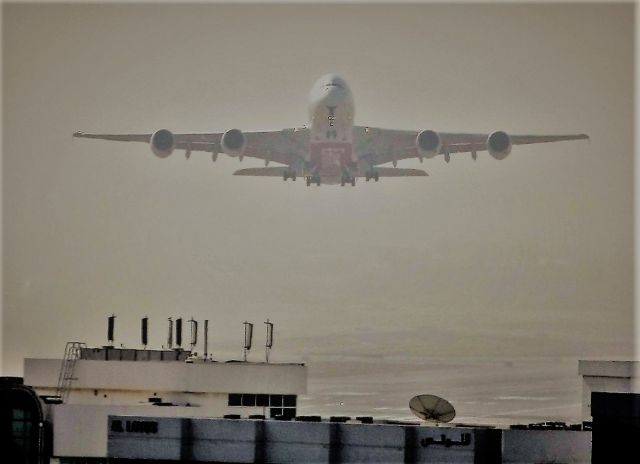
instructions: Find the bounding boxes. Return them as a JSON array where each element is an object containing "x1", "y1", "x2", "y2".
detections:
[
  {"x1": 487, "y1": 131, "x2": 512, "y2": 160},
  {"x1": 150, "y1": 129, "x2": 175, "y2": 158},
  {"x1": 416, "y1": 130, "x2": 441, "y2": 158},
  {"x1": 221, "y1": 128, "x2": 247, "y2": 156}
]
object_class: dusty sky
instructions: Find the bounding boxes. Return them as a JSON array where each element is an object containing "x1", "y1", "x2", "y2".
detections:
[{"x1": 2, "y1": 3, "x2": 634, "y2": 377}]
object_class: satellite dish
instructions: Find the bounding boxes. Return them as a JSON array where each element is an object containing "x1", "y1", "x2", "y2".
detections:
[{"x1": 409, "y1": 394, "x2": 456, "y2": 423}]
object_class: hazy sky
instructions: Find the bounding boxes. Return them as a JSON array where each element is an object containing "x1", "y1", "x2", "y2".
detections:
[{"x1": 2, "y1": 3, "x2": 634, "y2": 376}]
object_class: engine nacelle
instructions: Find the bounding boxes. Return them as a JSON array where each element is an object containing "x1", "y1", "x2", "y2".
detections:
[
  {"x1": 416, "y1": 130, "x2": 441, "y2": 158},
  {"x1": 221, "y1": 128, "x2": 247, "y2": 156},
  {"x1": 487, "y1": 131, "x2": 512, "y2": 160},
  {"x1": 150, "y1": 129, "x2": 175, "y2": 158}
]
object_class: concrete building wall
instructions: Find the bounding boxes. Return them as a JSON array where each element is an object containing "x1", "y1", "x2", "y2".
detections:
[
  {"x1": 580, "y1": 377, "x2": 632, "y2": 419},
  {"x1": 49, "y1": 402, "x2": 287, "y2": 457},
  {"x1": 413, "y1": 427, "x2": 479, "y2": 463},
  {"x1": 191, "y1": 419, "x2": 258, "y2": 464},
  {"x1": 24, "y1": 358, "x2": 307, "y2": 395},
  {"x1": 264, "y1": 421, "x2": 333, "y2": 463},
  {"x1": 105, "y1": 415, "x2": 589, "y2": 464},
  {"x1": 36, "y1": 385, "x2": 230, "y2": 409},
  {"x1": 338, "y1": 423, "x2": 405, "y2": 463},
  {"x1": 502, "y1": 429, "x2": 591, "y2": 464},
  {"x1": 51, "y1": 404, "x2": 198, "y2": 458},
  {"x1": 578, "y1": 360, "x2": 640, "y2": 419}
]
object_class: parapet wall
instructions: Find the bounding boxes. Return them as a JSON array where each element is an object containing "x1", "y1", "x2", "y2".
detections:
[{"x1": 106, "y1": 416, "x2": 591, "y2": 464}]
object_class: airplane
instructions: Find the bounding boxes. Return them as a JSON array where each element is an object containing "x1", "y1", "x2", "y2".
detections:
[{"x1": 73, "y1": 74, "x2": 588, "y2": 187}]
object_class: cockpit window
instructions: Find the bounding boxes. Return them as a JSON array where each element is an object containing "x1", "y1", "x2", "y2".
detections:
[{"x1": 326, "y1": 82, "x2": 343, "y2": 89}]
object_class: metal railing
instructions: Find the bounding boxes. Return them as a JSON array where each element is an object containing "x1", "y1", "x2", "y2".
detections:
[{"x1": 55, "y1": 341, "x2": 86, "y2": 402}]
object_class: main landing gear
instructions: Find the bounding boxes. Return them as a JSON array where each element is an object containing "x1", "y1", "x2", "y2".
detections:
[
  {"x1": 283, "y1": 171, "x2": 297, "y2": 181},
  {"x1": 340, "y1": 174, "x2": 356, "y2": 187},
  {"x1": 306, "y1": 175, "x2": 321, "y2": 186},
  {"x1": 365, "y1": 170, "x2": 380, "y2": 182}
]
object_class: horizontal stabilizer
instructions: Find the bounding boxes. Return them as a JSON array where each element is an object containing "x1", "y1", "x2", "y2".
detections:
[
  {"x1": 234, "y1": 167, "x2": 289, "y2": 177},
  {"x1": 363, "y1": 168, "x2": 428, "y2": 177}
]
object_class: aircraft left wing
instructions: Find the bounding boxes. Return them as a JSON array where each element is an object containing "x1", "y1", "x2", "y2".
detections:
[
  {"x1": 73, "y1": 129, "x2": 310, "y2": 166},
  {"x1": 353, "y1": 126, "x2": 589, "y2": 166}
]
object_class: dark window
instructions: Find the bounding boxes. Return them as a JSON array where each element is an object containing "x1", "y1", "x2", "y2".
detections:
[
  {"x1": 230, "y1": 392, "x2": 294, "y2": 411},
  {"x1": 281, "y1": 408, "x2": 296, "y2": 420},
  {"x1": 242, "y1": 394, "x2": 256, "y2": 407},
  {"x1": 1, "y1": 385, "x2": 43, "y2": 464},
  {"x1": 270, "y1": 408, "x2": 283, "y2": 419}
]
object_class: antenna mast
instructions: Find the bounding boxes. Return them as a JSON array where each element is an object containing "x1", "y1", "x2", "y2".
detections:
[
  {"x1": 203, "y1": 320, "x2": 209, "y2": 360},
  {"x1": 243, "y1": 321, "x2": 254, "y2": 362},
  {"x1": 264, "y1": 319, "x2": 274, "y2": 363},
  {"x1": 167, "y1": 317, "x2": 173, "y2": 349},
  {"x1": 107, "y1": 314, "x2": 116, "y2": 347},
  {"x1": 141, "y1": 316, "x2": 148, "y2": 349},
  {"x1": 175, "y1": 318, "x2": 183, "y2": 349},
  {"x1": 189, "y1": 317, "x2": 198, "y2": 353}
]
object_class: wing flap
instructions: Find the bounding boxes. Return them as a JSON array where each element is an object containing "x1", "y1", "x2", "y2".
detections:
[
  {"x1": 366, "y1": 168, "x2": 428, "y2": 177},
  {"x1": 233, "y1": 167, "x2": 289, "y2": 177},
  {"x1": 510, "y1": 134, "x2": 589, "y2": 145},
  {"x1": 73, "y1": 131, "x2": 150, "y2": 142}
]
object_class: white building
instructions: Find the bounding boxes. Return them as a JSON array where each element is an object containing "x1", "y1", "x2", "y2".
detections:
[
  {"x1": 23, "y1": 347, "x2": 307, "y2": 458},
  {"x1": 578, "y1": 360, "x2": 640, "y2": 419}
]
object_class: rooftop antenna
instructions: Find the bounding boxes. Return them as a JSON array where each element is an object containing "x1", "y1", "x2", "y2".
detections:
[
  {"x1": 141, "y1": 316, "x2": 149, "y2": 349},
  {"x1": 264, "y1": 319, "x2": 274, "y2": 363},
  {"x1": 175, "y1": 317, "x2": 183, "y2": 350},
  {"x1": 167, "y1": 317, "x2": 173, "y2": 349},
  {"x1": 107, "y1": 314, "x2": 116, "y2": 347},
  {"x1": 409, "y1": 394, "x2": 456, "y2": 424},
  {"x1": 203, "y1": 320, "x2": 209, "y2": 360},
  {"x1": 243, "y1": 321, "x2": 254, "y2": 362},
  {"x1": 189, "y1": 317, "x2": 198, "y2": 353}
]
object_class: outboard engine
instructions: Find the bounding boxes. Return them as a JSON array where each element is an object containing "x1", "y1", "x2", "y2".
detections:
[
  {"x1": 487, "y1": 131, "x2": 512, "y2": 160},
  {"x1": 416, "y1": 130, "x2": 441, "y2": 158},
  {"x1": 150, "y1": 129, "x2": 175, "y2": 158},
  {"x1": 221, "y1": 129, "x2": 247, "y2": 156}
]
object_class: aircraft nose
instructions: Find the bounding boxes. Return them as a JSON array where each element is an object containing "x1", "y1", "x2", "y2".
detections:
[{"x1": 320, "y1": 84, "x2": 345, "y2": 106}]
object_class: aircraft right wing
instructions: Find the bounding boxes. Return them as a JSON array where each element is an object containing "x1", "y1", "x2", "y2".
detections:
[{"x1": 73, "y1": 128, "x2": 310, "y2": 167}]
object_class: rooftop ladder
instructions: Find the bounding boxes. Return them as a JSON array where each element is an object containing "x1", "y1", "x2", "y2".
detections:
[{"x1": 55, "y1": 341, "x2": 86, "y2": 402}]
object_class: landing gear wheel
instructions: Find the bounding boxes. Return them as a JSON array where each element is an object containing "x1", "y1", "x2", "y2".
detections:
[
  {"x1": 374, "y1": 172, "x2": 379, "y2": 182},
  {"x1": 315, "y1": 176, "x2": 321, "y2": 186},
  {"x1": 341, "y1": 178, "x2": 346, "y2": 187},
  {"x1": 291, "y1": 173, "x2": 296, "y2": 181},
  {"x1": 306, "y1": 176, "x2": 311, "y2": 187},
  {"x1": 351, "y1": 177, "x2": 356, "y2": 187},
  {"x1": 283, "y1": 172, "x2": 289, "y2": 181}
]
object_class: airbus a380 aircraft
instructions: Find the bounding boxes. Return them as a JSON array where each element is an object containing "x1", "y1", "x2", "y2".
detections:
[{"x1": 74, "y1": 74, "x2": 588, "y2": 186}]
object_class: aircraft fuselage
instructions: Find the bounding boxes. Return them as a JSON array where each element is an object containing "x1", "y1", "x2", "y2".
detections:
[{"x1": 307, "y1": 74, "x2": 356, "y2": 184}]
